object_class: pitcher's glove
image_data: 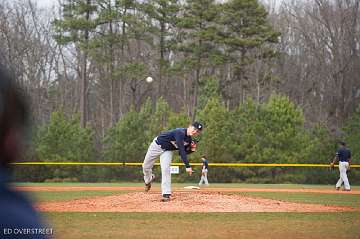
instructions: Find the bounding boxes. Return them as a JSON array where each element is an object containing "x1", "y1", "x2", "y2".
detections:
[
  {"x1": 330, "y1": 163, "x2": 335, "y2": 170},
  {"x1": 190, "y1": 140, "x2": 198, "y2": 151}
]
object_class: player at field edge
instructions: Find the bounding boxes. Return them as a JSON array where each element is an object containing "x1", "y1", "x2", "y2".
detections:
[
  {"x1": 142, "y1": 122, "x2": 203, "y2": 202},
  {"x1": 0, "y1": 65, "x2": 51, "y2": 238},
  {"x1": 331, "y1": 141, "x2": 352, "y2": 191}
]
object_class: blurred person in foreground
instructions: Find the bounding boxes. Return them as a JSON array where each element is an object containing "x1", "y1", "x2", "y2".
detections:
[{"x1": 0, "y1": 65, "x2": 52, "y2": 238}]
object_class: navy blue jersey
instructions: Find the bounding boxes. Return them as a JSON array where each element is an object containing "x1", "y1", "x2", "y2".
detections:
[
  {"x1": 202, "y1": 159, "x2": 208, "y2": 170},
  {"x1": 336, "y1": 148, "x2": 352, "y2": 162},
  {"x1": 0, "y1": 168, "x2": 49, "y2": 239},
  {"x1": 156, "y1": 128, "x2": 192, "y2": 168}
]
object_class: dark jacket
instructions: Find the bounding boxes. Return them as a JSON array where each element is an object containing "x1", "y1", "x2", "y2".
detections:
[{"x1": 155, "y1": 128, "x2": 192, "y2": 168}]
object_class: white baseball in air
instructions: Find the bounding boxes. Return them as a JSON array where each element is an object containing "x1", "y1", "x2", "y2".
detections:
[{"x1": 146, "y1": 76, "x2": 153, "y2": 83}]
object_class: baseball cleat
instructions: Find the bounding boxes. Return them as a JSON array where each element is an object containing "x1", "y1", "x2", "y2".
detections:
[
  {"x1": 161, "y1": 194, "x2": 171, "y2": 202},
  {"x1": 144, "y1": 183, "x2": 151, "y2": 192},
  {"x1": 144, "y1": 174, "x2": 155, "y2": 192}
]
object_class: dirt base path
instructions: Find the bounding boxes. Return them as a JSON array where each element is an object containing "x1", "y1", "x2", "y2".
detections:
[{"x1": 35, "y1": 191, "x2": 358, "y2": 213}]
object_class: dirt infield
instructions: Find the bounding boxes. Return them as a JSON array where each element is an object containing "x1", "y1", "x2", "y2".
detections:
[{"x1": 20, "y1": 186, "x2": 359, "y2": 213}]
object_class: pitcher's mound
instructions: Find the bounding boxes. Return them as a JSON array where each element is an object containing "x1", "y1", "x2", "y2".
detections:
[{"x1": 37, "y1": 191, "x2": 357, "y2": 212}]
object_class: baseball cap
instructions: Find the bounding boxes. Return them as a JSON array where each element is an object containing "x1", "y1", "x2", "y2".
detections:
[{"x1": 192, "y1": 121, "x2": 203, "y2": 131}]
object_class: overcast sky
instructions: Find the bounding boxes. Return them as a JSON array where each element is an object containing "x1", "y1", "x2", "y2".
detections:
[
  {"x1": 37, "y1": 0, "x2": 57, "y2": 8},
  {"x1": 35, "y1": 0, "x2": 284, "y2": 8}
]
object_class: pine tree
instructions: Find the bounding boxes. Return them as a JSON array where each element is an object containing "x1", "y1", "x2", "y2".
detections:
[
  {"x1": 344, "y1": 106, "x2": 360, "y2": 159},
  {"x1": 197, "y1": 97, "x2": 233, "y2": 162},
  {"x1": 53, "y1": 0, "x2": 97, "y2": 127},
  {"x1": 141, "y1": 0, "x2": 180, "y2": 97},
  {"x1": 342, "y1": 107, "x2": 360, "y2": 183},
  {"x1": 233, "y1": 95, "x2": 313, "y2": 182},
  {"x1": 175, "y1": 0, "x2": 221, "y2": 120},
  {"x1": 36, "y1": 111, "x2": 94, "y2": 162},
  {"x1": 216, "y1": 0, "x2": 280, "y2": 105},
  {"x1": 103, "y1": 99, "x2": 154, "y2": 164},
  {"x1": 89, "y1": 0, "x2": 124, "y2": 126}
]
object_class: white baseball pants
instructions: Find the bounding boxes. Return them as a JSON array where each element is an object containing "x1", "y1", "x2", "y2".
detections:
[
  {"x1": 335, "y1": 161, "x2": 350, "y2": 190},
  {"x1": 199, "y1": 169, "x2": 209, "y2": 186}
]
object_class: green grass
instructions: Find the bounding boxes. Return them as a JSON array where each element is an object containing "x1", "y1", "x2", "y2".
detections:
[
  {"x1": 14, "y1": 182, "x2": 144, "y2": 187},
  {"x1": 44, "y1": 212, "x2": 360, "y2": 239},
  {"x1": 237, "y1": 191, "x2": 360, "y2": 208},
  {"x1": 26, "y1": 190, "x2": 130, "y2": 203},
  {"x1": 14, "y1": 182, "x2": 360, "y2": 189}
]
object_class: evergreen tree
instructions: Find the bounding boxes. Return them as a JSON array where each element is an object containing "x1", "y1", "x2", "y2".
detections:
[
  {"x1": 198, "y1": 76, "x2": 221, "y2": 110},
  {"x1": 167, "y1": 111, "x2": 191, "y2": 130},
  {"x1": 175, "y1": 0, "x2": 222, "y2": 120},
  {"x1": 233, "y1": 95, "x2": 313, "y2": 182},
  {"x1": 216, "y1": 0, "x2": 280, "y2": 106},
  {"x1": 35, "y1": 111, "x2": 94, "y2": 162},
  {"x1": 34, "y1": 111, "x2": 94, "y2": 180},
  {"x1": 88, "y1": 0, "x2": 124, "y2": 125},
  {"x1": 53, "y1": 0, "x2": 97, "y2": 127},
  {"x1": 261, "y1": 95, "x2": 312, "y2": 163},
  {"x1": 344, "y1": 106, "x2": 360, "y2": 161},
  {"x1": 116, "y1": 62, "x2": 149, "y2": 110},
  {"x1": 342, "y1": 106, "x2": 360, "y2": 183},
  {"x1": 141, "y1": 0, "x2": 180, "y2": 97},
  {"x1": 149, "y1": 97, "x2": 171, "y2": 136},
  {"x1": 197, "y1": 97, "x2": 233, "y2": 162},
  {"x1": 309, "y1": 123, "x2": 337, "y2": 164},
  {"x1": 304, "y1": 123, "x2": 338, "y2": 184},
  {"x1": 103, "y1": 105, "x2": 150, "y2": 163}
]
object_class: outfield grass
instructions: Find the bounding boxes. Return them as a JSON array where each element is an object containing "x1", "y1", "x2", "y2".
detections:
[
  {"x1": 239, "y1": 192, "x2": 360, "y2": 208},
  {"x1": 26, "y1": 190, "x2": 130, "y2": 202},
  {"x1": 45, "y1": 212, "x2": 360, "y2": 239},
  {"x1": 15, "y1": 182, "x2": 360, "y2": 189},
  {"x1": 14, "y1": 182, "x2": 144, "y2": 187}
]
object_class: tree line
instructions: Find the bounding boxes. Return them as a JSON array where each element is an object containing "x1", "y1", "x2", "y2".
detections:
[
  {"x1": 0, "y1": 0, "x2": 359, "y2": 183},
  {"x1": 14, "y1": 95, "x2": 360, "y2": 183}
]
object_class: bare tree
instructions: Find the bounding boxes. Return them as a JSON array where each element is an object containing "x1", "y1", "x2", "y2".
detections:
[
  {"x1": 273, "y1": 0, "x2": 360, "y2": 130},
  {"x1": 0, "y1": 0, "x2": 58, "y2": 124}
]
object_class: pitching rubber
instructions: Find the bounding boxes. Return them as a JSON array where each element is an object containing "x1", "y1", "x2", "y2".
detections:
[{"x1": 184, "y1": 186, "x2": 200, "y2": 190}]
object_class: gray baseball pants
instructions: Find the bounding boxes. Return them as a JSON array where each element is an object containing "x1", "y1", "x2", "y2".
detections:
[{"x1": 143, "y1": 138, "x2": 173, "y2": 195}]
